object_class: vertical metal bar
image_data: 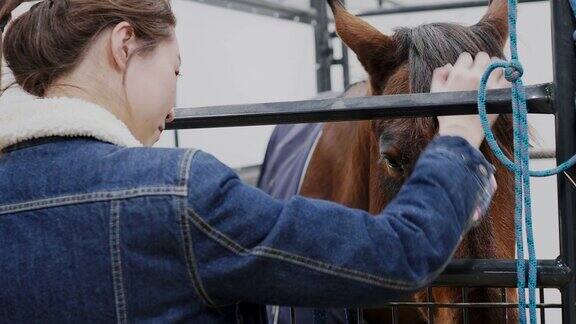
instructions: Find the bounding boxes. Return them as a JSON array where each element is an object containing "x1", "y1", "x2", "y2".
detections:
[
  {"x1": 462, "y1": 287, "x2": 469, "y2": 324},
  {"x1": 551, "y1": 0, "x2": 576, "y2": 323},
  {"x1": 311, "y1": 0, "x2": 332, "y2": 92},
  {"x1": 391, "y1": 306, "x2": 399, "y2": 324},
  {"x1": 340, "y1": 42, "x2": 350, "y2": 89},
  {"x1": 501, "y1": 288, "x2": 508, "y2": 322},
  {"x1": 290, "y1": 307, "x2": 295, "y2": 324},
  {"x1": 327, "y1": 15, "x2": 349, "y2": 88},
  {"x1": 427, "y1": 287, "x2": 435, "y2": 324},
  {"x1": 173, "y1": 130, "x2": 180, "y2": 148},
  {"x1": 174, "y1": 88, "x2": 180, "y2": 148},
  {"x1": 337, "y1": 0, "x2": 349, "y2": 90},
  {"x1": 540, "y1": 288, "x2": 546, "y2": 324},
  {"x1": 337, "y1": 0, "x2": 349, "y2": 89}
]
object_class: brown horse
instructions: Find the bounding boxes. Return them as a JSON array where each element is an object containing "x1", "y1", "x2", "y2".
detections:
[{"x1": 299, "y1": 0, "x2": 516, "y2": 323}]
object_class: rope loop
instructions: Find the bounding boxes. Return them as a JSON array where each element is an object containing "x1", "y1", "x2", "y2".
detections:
[
  {"x1": 477, "y1": 59, "x2": 576, "y2": 177},
  {"x1": 505, "y1": 59, "x2": 524, "y2": 82}
]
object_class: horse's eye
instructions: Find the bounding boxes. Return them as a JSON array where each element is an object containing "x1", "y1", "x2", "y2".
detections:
[
  {"x1": 381, "y1": 154, "x2": 404, "y2": 172},
  {"x1": 387, "y1": 159, "x2": 401, "y2": 169}
]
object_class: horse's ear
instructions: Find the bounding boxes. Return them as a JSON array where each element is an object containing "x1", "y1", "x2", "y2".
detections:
[
  {"x1": 327, "y1": 0, "x2": 395, "y2": 74},
  {"x1": 478, "y1": 0, "x2": 509, "y2": 48}
]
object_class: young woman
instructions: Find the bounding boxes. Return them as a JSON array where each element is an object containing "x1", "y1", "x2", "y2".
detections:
[{"x1": 0, "y1": 0, "x2": 507, "y2": 322}]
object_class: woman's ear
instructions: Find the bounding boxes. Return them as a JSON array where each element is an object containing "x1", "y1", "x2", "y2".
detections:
[{"x1": 109, "y1": 21, "x2": 139, "y2": 72}]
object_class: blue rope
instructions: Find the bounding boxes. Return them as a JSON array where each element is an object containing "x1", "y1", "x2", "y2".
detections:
[{"x1": 478, "y1": 1, "x2": 576, "y2": 323}]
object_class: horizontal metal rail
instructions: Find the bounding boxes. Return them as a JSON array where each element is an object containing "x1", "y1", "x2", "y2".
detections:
[
  {"x1": 381, "y1": 302, "x2": 563, "y2": 309},
  {"x1": 168, "y1": 83, "x2": 553, "y2": 129},
  {"x1": 531, "y1": 149, "x2": 556, "y2": 159},
  {"x1": 355, "y1": 0, "x2": 546, "y2": 17},
  {"x1": 434, "y1": 259, "x2": 572, "y2": 288},
  {"x1": 185, "y1": 0, "x2": 317, "y2": 23}
]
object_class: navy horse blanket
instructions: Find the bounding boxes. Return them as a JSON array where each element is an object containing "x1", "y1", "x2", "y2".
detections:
[
  {"x1": 257, "y1": 90, "x2": 340, "y2": 198},
  {"x1": 257, "y1": 91, "x2": 351, "y2": 324}
]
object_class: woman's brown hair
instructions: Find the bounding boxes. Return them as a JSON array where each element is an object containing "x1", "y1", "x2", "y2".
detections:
[{"x1": 0, "y1": 0, "x2": 176, "y2": 97}]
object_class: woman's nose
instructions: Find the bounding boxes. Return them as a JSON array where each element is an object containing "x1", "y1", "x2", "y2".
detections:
[{"x1": 166, "y1": 109, "x2": 175, "y2": 123}]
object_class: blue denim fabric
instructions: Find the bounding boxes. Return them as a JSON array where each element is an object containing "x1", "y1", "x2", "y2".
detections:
[{"x1": 0, "y1": 135, "x2": 494, "y2": 323}]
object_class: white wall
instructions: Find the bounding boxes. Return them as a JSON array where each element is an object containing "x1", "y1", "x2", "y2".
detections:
[{"x1": 155, "y1": 0, "x2": 317, "y2": 169}]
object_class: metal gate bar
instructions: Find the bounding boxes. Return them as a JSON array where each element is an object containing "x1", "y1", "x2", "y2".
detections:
[
  {"x1": 311, "y1": 0, "x2": 333, "y2": 93},
  {"x1": 550, "y1": 0, "x2": 576, "y2": 322},
  {"x1": 355, "y1": 0, "x2": 546, "y2": 17},
  {"x1": 168, "y1": 83, "x2": 552, "y2": 129},
  {"x1": 184, "y1": 0, "x2": 317, "y2": 23}
]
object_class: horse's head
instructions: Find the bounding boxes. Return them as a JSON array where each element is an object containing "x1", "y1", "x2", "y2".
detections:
[{"x1": 328, "y1": 0, "x2": 510, "y2": 210}]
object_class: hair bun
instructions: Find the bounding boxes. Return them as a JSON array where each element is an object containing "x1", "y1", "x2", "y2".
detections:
[{"x1": 0, "y1": 0, "x2": 32, "y2": 31}]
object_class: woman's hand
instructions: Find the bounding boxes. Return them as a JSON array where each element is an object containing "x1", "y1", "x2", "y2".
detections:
[{"x1": 431, "y1": 51, "x2": 511, "y2": 148}]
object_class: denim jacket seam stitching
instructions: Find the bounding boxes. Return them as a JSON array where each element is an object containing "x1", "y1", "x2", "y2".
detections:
[
  {"x1": 178, "y1": 150, "x2": 224, "y2": 308},
  {"x1": 110, "y1": 200, "x2": 128, "y2": 324},
  {"x1": 186, "y1": 207, "x2": 438, "y2": 290},
  {"x1": 0, "y1": 186, "x2": 187, "y2": 215},
  {"x1": 178, "y1": 197, "x2": 219, "y2": 307},
  {"x1": 179, "y1": 149, "x2": 197, "y2": 187}
]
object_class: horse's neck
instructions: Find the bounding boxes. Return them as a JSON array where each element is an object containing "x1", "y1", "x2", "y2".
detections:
[
  {"x1": 299, "y1": 82, "x2": 373, "y2": 210},
  {"x1": 299, "y1": 121, "x2": 373, "y2": 209}
]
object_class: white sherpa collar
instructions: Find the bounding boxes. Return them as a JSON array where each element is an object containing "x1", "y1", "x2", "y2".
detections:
[{"x1": 0, "y1": 97, "x2": 143, "y2": 150}]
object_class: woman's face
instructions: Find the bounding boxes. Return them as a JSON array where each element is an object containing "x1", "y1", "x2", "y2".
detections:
[{"x1": 124, "y1": 33, "x2": 180, "y2": 146}]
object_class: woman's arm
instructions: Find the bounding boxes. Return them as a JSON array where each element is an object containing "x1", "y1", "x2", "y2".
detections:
[
  {"x1": 181, "y1": 51, "x2": 503, "y2": 308},
  {"x1": 183, "y1": 137, "x2": 493, "y2": 308}
]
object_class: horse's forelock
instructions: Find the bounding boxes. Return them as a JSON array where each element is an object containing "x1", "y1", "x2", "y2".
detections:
[{"x1": 393, "y1": 22, "x2": 505, "y2": 94}]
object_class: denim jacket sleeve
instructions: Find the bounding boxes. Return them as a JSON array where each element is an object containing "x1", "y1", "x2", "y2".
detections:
[{"x1": 183, "y1": 136, "x2": 496, "y2": 308}]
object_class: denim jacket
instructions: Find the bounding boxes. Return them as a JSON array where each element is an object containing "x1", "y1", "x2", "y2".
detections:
[{"x1": 0, "y1": 97, "x2": 495, "y2": 323}]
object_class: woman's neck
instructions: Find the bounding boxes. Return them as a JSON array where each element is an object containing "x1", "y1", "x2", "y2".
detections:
[{"x1": 44, "y1": 73, "x2": 135, "y2": 137}]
